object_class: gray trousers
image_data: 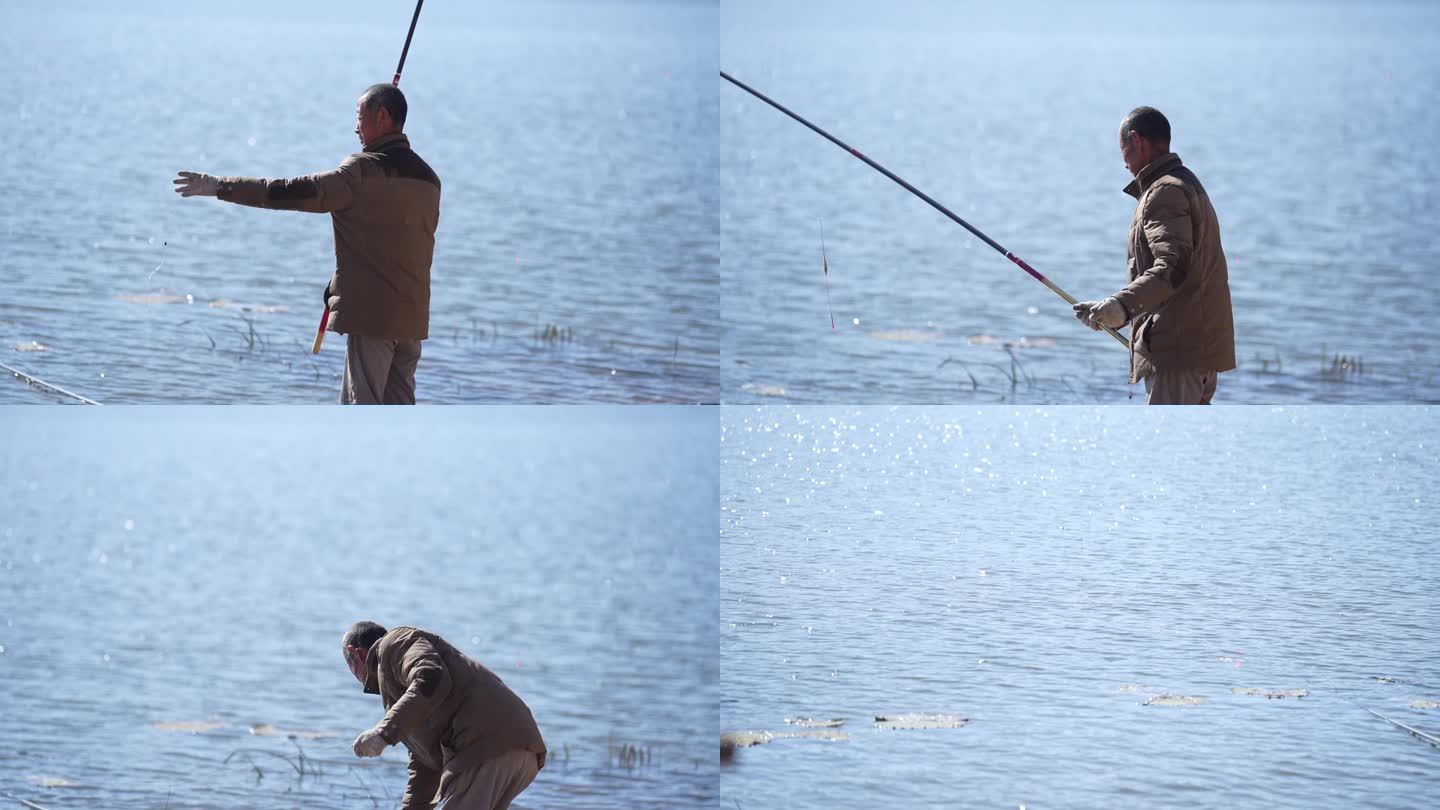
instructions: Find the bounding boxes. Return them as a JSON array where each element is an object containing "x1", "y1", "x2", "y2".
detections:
[
  {"x1": 340, "y1": 334, "x2": 422, "y2": 405},
  {"x1": 437, "y1": 750, "x2": 541, "y2": 810},
  {"x1": 1144, "y1": 369, "x2": 1217, "y2": 405}
]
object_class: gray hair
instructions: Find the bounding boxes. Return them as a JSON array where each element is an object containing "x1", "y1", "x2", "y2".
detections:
[{"x1": 343, "y1": 620, "x2": 387, "y2": 653}]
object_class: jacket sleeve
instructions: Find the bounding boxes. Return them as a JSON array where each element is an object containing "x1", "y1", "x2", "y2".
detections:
[
  {"x1": 216, "y1": 156, "x2": 361, "y2": 213},
  {"x1": 400, "y1": 748, "x2": 441, "y2": 810},
  {"x1": 1113, "y1": 183, "x2": 1193, "y2": 318},
  {"x1": 375, "y1": 637, "x2": 454, "y2": 744}
]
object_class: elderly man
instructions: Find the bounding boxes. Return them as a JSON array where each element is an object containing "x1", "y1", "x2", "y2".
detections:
[
  {"x1": 343, "y1": 622, "x2": 546, "y2": 810},
  {"x1": 1073, "y1": 106, "x2": 1235, "y2": 404},
  {"x1": 173, "y1": 84, "x2": 440, "y2": 404}
]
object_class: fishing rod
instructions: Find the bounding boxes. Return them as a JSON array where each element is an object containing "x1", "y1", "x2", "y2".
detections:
[
  {"x1": 1369, "y1": 709, "x2": 1440, "y2": 748},
  {"x1": 313, "y1": 0, "x2": 426, "y2": 355},
  {"x1": 1208, "y1": 652, "x2": 1440, "y2": 752},
  {"x1": 393, "y1": 0, "x2": 425, "y2": 86},
  {"x1": 721, "y1": 70, "x2": 1129, "y2": 350},
  {"x1": 2, "y1": 790, "x2": 52, "y2": 809},
  {"x1": 0, "y1": 361, "x2": 101, "y2": 405}
]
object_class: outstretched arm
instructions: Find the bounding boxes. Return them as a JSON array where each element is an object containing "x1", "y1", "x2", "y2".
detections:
[{"x1": 172, "y1": 158, "x2": 360, "y2": 213}]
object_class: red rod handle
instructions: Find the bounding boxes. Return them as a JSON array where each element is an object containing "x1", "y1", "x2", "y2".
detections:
[{"x1": 311, "y1": 309, "x2": 330, "y2": 354}]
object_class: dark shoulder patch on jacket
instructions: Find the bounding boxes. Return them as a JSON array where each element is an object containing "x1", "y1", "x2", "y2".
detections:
[
  {"x1": 414, "y1": 666, "x2": 443, "y2": 697},
  {"x1": 266, "y1": 177, "x2": 320, "y2": 201},
  {"x1": 375, "y1": 143, "x2": 441, "y2": 190},
  {"x1": 1166, "y1": 166, "x2": 1207, "y2": 198}
]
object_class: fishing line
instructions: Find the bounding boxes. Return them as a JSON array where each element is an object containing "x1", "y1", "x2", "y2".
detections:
[
  {"x1": 819, "y1": 217, "x2": 834, "y2": 329},
  {"x1": 721, "y1": 70, "x2": 1129, "y2": 349},
  {"x1": 147, "y1": 240, "x2": 168, "y2": 281}
]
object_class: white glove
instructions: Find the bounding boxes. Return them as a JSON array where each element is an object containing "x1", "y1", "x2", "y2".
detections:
[
  {"x1": 352, "y1": 727, "x2": 388, "y2": 758},
  {"x1": 1071, "y1": 297, "x2": 1127, "y2": 331},
  {"x1": 172, "y1": 171, "x2": 219, "y2": 197}
]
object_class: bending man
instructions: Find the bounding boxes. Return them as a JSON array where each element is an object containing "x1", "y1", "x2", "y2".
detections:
[
  {"x1": 1073, "y1": 106, "x2": 1235, "y2": 404},
  {"x1": 173, "y1": 84, "x2": 440, "y2": 404},
  {"x1": 343, "y1": 622, "x2": 546, "y2": 810}
]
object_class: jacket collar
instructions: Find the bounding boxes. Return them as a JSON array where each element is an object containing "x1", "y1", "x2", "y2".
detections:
[
  {"x1": 1123, "y1": 152, "x2": 1183, "y2": 198},
  {"x1": 362, "y1": 132, "x2": 410, "y2": 153},
  {"x1": 363, "y1": 642, "x2": 381, "y2": 695}
]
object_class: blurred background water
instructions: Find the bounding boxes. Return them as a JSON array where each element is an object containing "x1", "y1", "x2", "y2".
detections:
[
  {"x1": 721, "y1": 0, "x2": 1440, "y2": 403},
  {"x1": 1, "y1": 0, "x2": 718, "y2": 404},
  {"x1": 0, "y1": 406, "x2": 718, "y2": 808},
  {"x1": 722, "y1": 405, "x2": 1439, "y2": 807}
]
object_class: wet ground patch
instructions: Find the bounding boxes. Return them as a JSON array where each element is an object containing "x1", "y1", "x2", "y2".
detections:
[
  {"x1": 722, "y1": 710, "x2": 968, "y2": 761},
  {"x1": 1144, "y1": 694, "x2": 1206, "y2": 707},
  {"x1": 873, "y1": 713, "x2": 969, "y2": 730},
  {"x1": 1232, "y1": 688, "x2": 1310, "y2": 699}
]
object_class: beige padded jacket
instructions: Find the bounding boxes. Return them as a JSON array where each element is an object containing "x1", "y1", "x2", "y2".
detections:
[
  {"x1": 217, "y1": 132, "x2": 440, "y2": 340},
  {"x1": 1114, "y1": 152, "x2": 1236, "y2": 381},
  {"x1": 364, "y1": 627, "x2": 546, "y2": 810}
]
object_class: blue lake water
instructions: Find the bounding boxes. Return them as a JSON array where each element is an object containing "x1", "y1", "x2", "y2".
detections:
[
  {"x1": 721, "y1": 0, "x2": 1440, "y2": 403},
  {"x1": 1, "y1": 0, "x2": 718, "y2": 404},
  {"x1": 0, "y1": 406, "x2": 718, "y2": 808},
  {"x1": 722, "y1": 405, "x2": 1439, "y2": 807}
]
